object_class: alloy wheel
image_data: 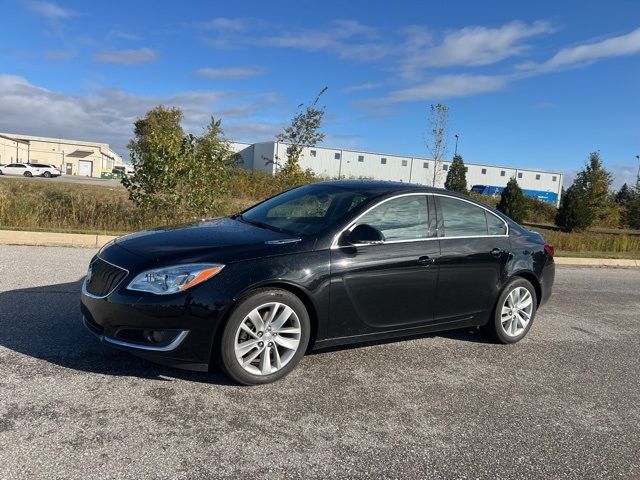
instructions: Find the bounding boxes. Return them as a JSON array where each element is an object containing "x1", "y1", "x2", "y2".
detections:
[
  {"x1": 500, "y1": 286, "x2": 533, "y2": 337},
  {"x1": 234, "y1": 302, "x2": 302, "y2": 376}
]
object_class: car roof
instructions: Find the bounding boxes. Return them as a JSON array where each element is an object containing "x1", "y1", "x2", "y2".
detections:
[{"x1": 317, "y1": 179, "x2": 443, "y2": 194}]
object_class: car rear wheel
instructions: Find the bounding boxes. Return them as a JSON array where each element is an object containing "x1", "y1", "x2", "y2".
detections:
[
  {"x1": 43, "y1": 171, "x2": 51, "y2": 178},
  {"x1": 485, "y1": 278, "x2": 537, "y2": 344},
  {"x1": 218, "y1": 288, "x2": 310, "y2": 385},
  {"x1": 24, "y1": 171, "x2": 33, "y2": 177}
]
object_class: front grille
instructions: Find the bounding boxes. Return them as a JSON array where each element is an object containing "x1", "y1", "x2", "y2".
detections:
[{"x1": 85, "y1": 257, "x2": 128, "y2": 297}]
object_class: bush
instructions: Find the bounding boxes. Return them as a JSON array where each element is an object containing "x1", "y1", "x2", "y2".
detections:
[
  {"x1": 556, "y1": 184, "x2": 593, "y2": 232},
  {"x1": 497, "y1": 178, "x2": 528, "y2": 223},
  {"x1": 523, "y1": 197, "x2": 557, "y2": 224}
]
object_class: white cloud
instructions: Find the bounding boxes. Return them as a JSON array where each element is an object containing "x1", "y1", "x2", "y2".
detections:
[
  {"x1": 197, "y1": 17, "x2": 253, "y2": 31},
  {"x1": 106, "y1": 30, "x2": 141, "y2": 42},
  {"x1": 254, "y1": 19, "x2": 391, "y2": 62},
  {"x1": 0, "y1": 74, "x2": 282, "y2": 157},
  {"x1": 374, "y1": 74, "x2": 510, "y2": 104},
  {"x1": 521, "y1": 27, "x2": 640, "y2": 72},
  {"x1": 44, "y1": 49, "x2": 77, "y2": 60},
  {"x1": 194, "y1": 66, "x2": 266, "y2": 80},
  {"x1": 28, "y1": 1, "x2": 76, "y2": 19},
  {"x1": 398, "y1": 20, "x2": 554, "y2": 79},
  {"x1": 342, "y1": 82, "x2": 383, "y2": 94},
  {"x1": 92, "y1": 48, "x2": 157, "y2": 65}
]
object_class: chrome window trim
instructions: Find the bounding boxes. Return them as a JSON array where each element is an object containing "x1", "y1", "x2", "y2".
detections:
[
  {"x1": 103, "y1": 330, "x2": 189, "y2": 352},
  {"x1": 81, "y1": 255, "x2": 130, "y2": 299},
  {"x1": 330, "y1": 192, "x2": 509, "y2": 249}
]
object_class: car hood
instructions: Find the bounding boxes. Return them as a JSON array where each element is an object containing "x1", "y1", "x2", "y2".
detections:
[{"x1": 114, "y1": 217, "x2": 310, "y2": 264}]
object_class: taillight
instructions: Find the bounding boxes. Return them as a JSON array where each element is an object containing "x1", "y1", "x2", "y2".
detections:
[{"x1": 544, "y1": 244, "x2": 555, "y2": 256}]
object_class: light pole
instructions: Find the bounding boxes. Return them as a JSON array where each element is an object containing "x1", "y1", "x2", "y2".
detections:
[
  {"x1": 636, "y1": 155, "x2": 640, "y2": 191},
  {"x1": 454, "y1": 134, "x2": 459, "y2": 156}
]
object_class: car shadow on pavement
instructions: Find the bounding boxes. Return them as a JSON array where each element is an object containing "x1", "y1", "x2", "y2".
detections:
[{"x1": 0, "y1": 278, "x2": 235, "y2": 386}]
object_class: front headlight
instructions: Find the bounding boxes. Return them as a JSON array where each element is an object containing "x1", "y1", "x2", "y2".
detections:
[{"x1": 126, "y1": 263, "x2": 224, "y2": 295}]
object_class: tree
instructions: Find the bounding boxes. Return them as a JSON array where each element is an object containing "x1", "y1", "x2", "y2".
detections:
[
  {"x1": 622, "y1": 195, "x2": 640, "y2": 229},
  {"x1": 497, "y1": 177, "x2": 528, "y2": 223},
  {"x1": 615, "y1": 183, "x2": 636, "y2": 205},
  {"x1": 274, "y1": 87, "x2": 327, "y2": 181},
  {"x1": 425, "y1": 103, "x2": 449, "y2": 187},
  {"x1": 123, "y1": 106, "x2": 237, "y2": 218},
  {"x1": 574, "y1": 151, "x2": 613, "y2": 223},
  {"x1": 555, "y1": 184, "x2": 593, "y2": 232},
  {"x1": 444, "y1": 154, "x2": 467, "y2": 193}
]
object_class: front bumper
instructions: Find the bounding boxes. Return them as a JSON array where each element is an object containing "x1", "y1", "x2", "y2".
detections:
[{"x1": 80, "y1": 253, "x2": 233, "y2": 371}]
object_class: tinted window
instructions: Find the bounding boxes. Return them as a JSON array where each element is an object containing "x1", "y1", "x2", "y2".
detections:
[
  {"x1": 487, "y1": 212, "x2": 507, "y2": 235},
  {"x1": 355, "y1": 195, "x2": 429, "y2": 242},
  {"x1": 440, "y1": 197, "x2": 488, "y2": 237},
  {"x1": 241, "y1": 184, "x2": 375, "y2": 236}
]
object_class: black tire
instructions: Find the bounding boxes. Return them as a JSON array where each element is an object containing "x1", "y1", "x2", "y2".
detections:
[
  {"x1": 218, "y1": 288, "x2": 310, "y2": 385},
  {"x1": 43, "y1": 171, "x2": 52, "y2": 178},
  {"x1": 484, "y1": 277, "x2": 537, "y2": 344},
  {"x1": 24, "y1": 171, "x2": 33, "y2": 177}
]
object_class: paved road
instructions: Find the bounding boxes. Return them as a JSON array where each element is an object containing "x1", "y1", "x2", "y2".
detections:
[
  {"x1": 0, "y1": 174, "x2": 123, "y2": 188},
  {"x1": 0, "y1": 246, "x2": 639, "y2": 479}
]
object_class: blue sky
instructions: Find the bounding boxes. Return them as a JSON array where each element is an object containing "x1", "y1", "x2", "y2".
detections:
[{"x1": 1, "y1": 0, "x2": 639, "y2": 187}]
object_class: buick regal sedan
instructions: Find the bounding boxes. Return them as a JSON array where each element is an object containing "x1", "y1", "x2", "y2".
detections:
[{"x1": 81, "y1": 181, "x2": 555, "y2": 385}]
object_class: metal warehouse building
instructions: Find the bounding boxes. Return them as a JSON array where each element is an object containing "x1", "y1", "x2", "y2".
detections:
[
  {"x1": 231, "y1": 141, "x2": 564, "y2": 205},
  {"x1": 0, "y1": 132, "x2": 124, "y2": 178}
]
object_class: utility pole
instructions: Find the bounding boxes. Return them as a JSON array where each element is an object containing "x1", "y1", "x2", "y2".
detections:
[{"x1": 454, "y1": 134, "x2": 459, "y2": 156}]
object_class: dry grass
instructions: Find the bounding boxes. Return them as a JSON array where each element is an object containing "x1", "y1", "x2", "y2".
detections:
[{"x1": 1, "y1": 174, "x2": 639, "y2": 258}]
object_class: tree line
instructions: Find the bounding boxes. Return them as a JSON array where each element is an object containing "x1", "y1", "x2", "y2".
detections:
[{"x1": 123, "y1": 93, "x2": 638, "y2": 232}]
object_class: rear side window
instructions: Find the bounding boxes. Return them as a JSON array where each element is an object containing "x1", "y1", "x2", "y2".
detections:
[
  {"x1": 439, "y1": 197, "x2": 507, "y2": 237},
  {"x1": 487, "y1": 213, "x2": 507, "y2": 235},
  {"x1": 355, "y1": 195, "x2": 429, "y2": 242}
]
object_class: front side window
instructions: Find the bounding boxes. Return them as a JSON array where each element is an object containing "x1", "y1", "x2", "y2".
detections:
[
  {"x1": 439, "y1": 196, "x2": 506, "y2": 237},
  {"x1": 354, "y1": 195, "x2": 429, "y2": 242}
]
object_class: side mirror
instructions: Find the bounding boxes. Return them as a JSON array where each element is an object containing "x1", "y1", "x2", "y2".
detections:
[{"x1": 341, "y1": 224, "x2": 385, "y2": 246}]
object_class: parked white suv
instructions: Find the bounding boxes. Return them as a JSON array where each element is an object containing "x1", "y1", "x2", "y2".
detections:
[
  {"x1": 28, "y1": 163, "x2": 62, "y2": 177},
  {"x1": 0, "y1": 163, "x2": 59, "y2": 178}
]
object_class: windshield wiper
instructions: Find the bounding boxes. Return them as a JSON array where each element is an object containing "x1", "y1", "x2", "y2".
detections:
[{"x1": 238, "y1": 214, "x2": 288, "y2": 234}]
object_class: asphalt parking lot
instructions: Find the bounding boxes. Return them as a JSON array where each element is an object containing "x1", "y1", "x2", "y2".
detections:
[
  {"x1": 0, "y1": 245, "x2": 639, "y2": 479},
  {"x1": 0, "y1": 174, "x2": 123, "y2": 188}
]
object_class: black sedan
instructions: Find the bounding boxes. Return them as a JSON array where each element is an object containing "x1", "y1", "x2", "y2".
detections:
[{"x1": 81, "y1": 180, "x2": 555, "y2": 385}]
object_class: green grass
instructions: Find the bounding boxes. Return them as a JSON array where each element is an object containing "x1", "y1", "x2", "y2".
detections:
[{"x1": 1, "y1": 175, "x2": 639, "y2": 258}]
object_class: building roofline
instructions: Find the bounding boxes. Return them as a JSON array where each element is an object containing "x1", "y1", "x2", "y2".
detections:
[
  {"x1": 0, "y1": 133, "x2": 29, "y2": 144},
  {"x1": 0, "y1": 132, "x2": 110, "y2": 149},
  {"x1": 265, "y1": 140, "x2": 564, "y2": 176}
]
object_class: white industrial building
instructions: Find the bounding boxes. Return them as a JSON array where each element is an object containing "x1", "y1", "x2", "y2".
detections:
[
  {"x1": 231, "y1": 141, "x2": 564, "y2": 205},
  {"x1": 0, "y1": 132, "x2": 124, "y2": 178}
]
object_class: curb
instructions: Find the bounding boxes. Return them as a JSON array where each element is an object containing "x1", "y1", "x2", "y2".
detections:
[
  {"x1": 0, "y1": 230, "x2": 116, "y2": 248},
  {"x1": 554, "y1": 257, "x2": 639, "y2": 268},
  {"x1": 0, "y1": 229, "x2": 638, "y2": 267}
]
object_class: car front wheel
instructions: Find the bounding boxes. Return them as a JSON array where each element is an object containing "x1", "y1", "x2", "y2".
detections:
[
  {"x1": 43, "y1": 171, "x2": 52, "y2": 178},
  {"x1": 485, "y1": 278, "x2": 537, "y2": 344},
  {"x1": 218, "y1": 288, "x2": 310, "y2": 385}
]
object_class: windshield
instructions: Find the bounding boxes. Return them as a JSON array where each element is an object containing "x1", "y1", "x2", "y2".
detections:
[{"x1": 239, "y1": 184, "x2": 374, "y2": 236}]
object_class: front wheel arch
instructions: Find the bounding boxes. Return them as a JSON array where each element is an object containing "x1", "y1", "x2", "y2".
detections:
[{"x1": 211, "y1": 281, "x2": 319, "y2": 368}]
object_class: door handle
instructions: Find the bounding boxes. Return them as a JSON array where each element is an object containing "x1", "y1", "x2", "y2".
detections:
[
  {"x1": 417, "y1": 256, "x2": 434, "y2": 266},
  {"x1": 491, "y1": 248, "x2": 504, "y2": 258}
]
